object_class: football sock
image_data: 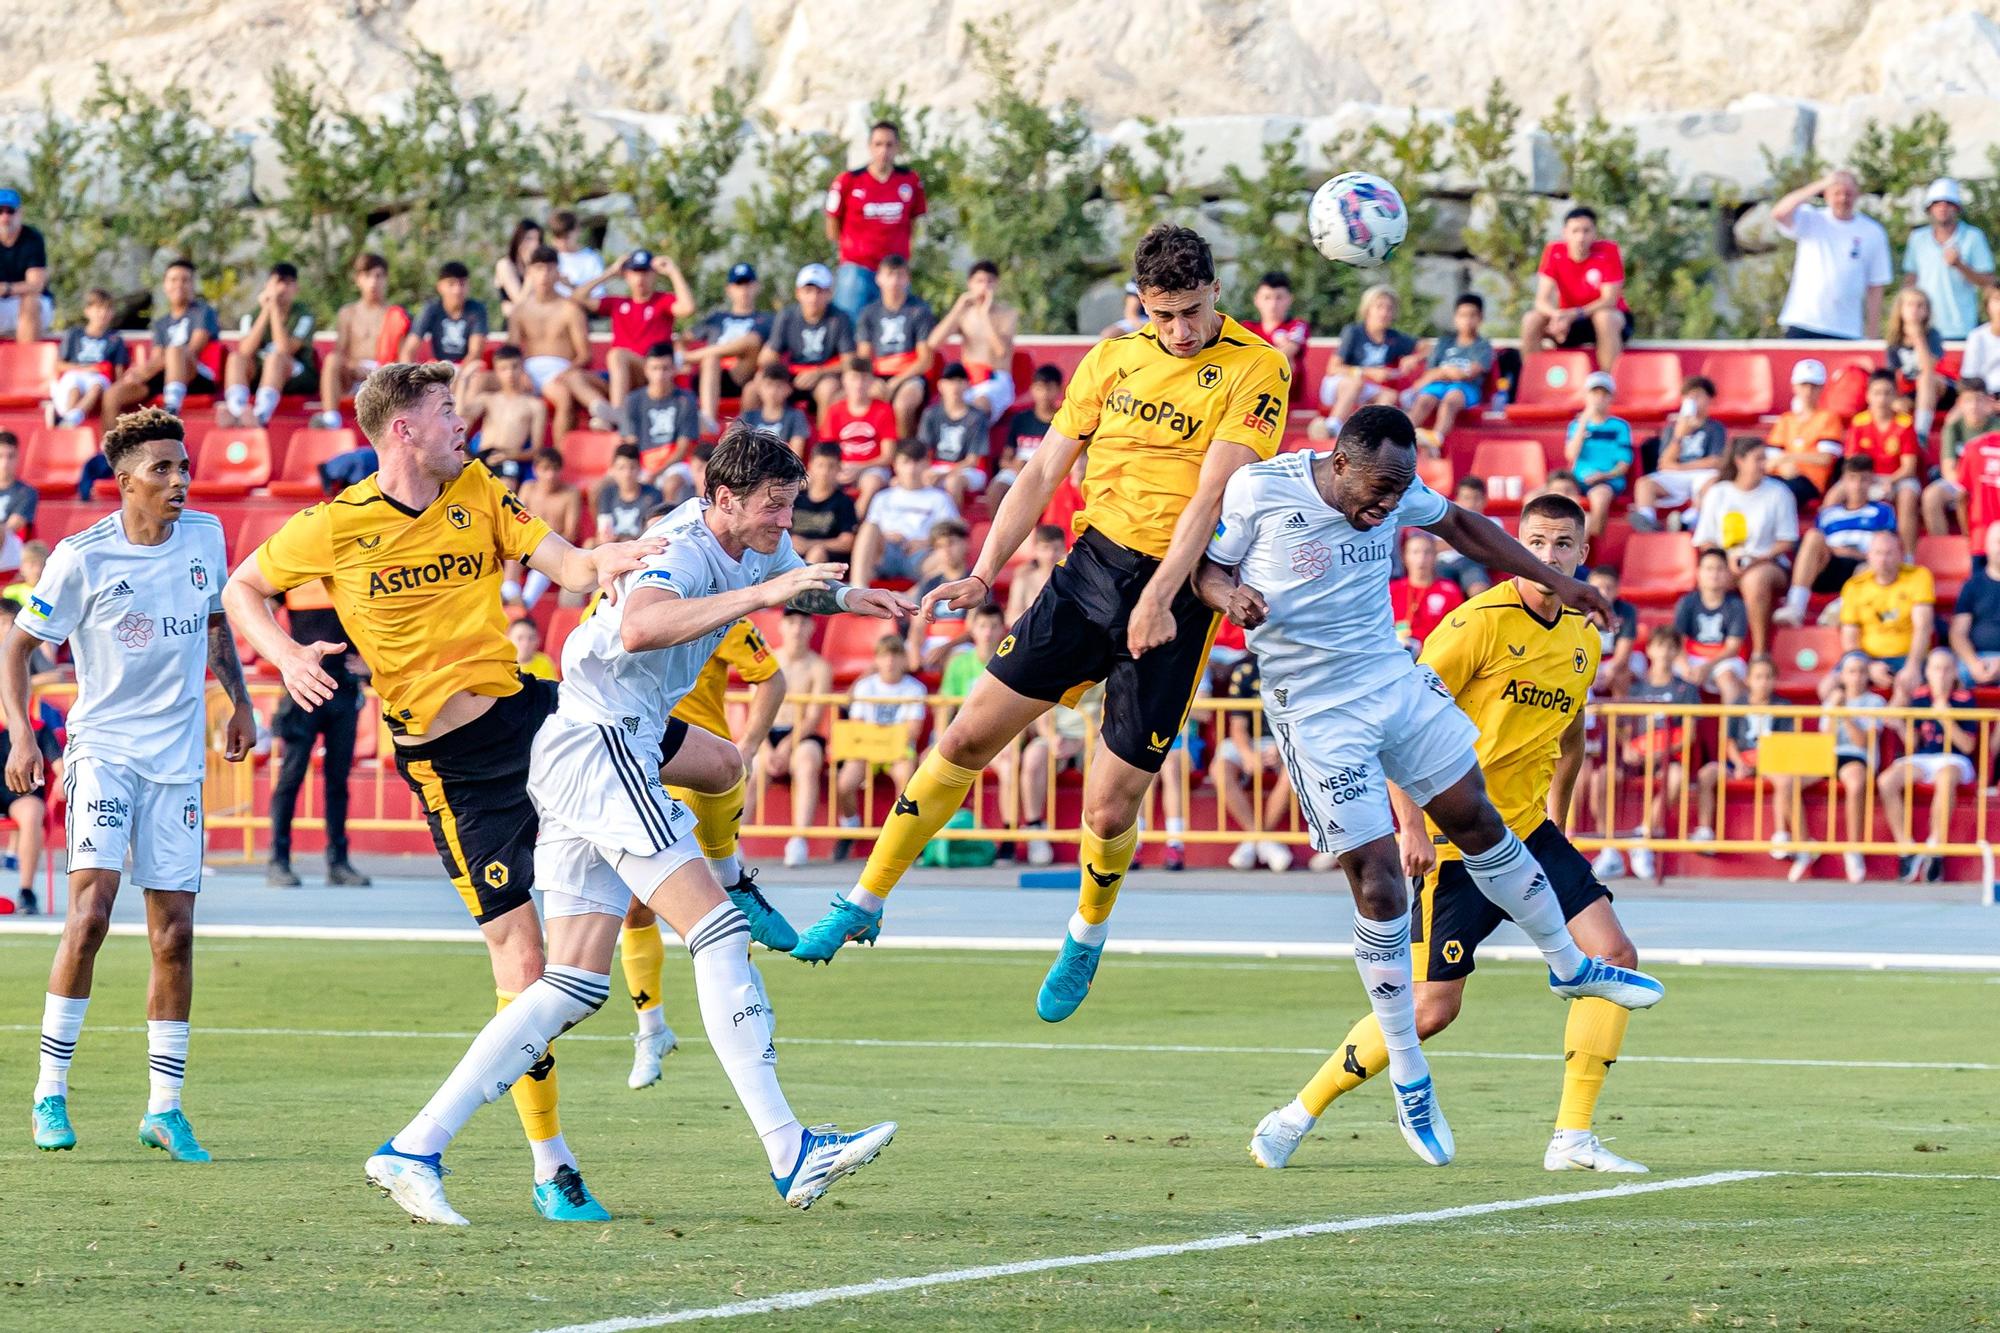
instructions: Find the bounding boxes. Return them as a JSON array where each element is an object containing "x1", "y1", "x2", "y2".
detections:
[
  {"x1": 162, "y1": 379, "x2": 188, "y2": 414},
  {"x1": 619, "y1": 924, "x2": 667, "y2": 1022},
  {"x1": 1461, "y1": 834, "x2": 1588, "y2": 980},
  {"x1": 636, "y1": 1002, "x2": 668, "y2": 1038},
  {"x1": 684, "y1": 777, "x2": 746, "y2": 886},
  {"x1": 146, "y1": 1020, "x2": 189, "y2": 1115},
  {"x1": 1299, "y1": 1013, "x2": 1388, "y2": 1117},
  {"x1": 1351, "y1": 912, "x2": 1427, "y2": 1088},
  {"x1": 392, "y1": 968, "x2": 608, "y2": 1163},
  {"x1": 35, "y1": 993, "x2": 89, "y2": 1101},
  {"x1": 530, "y1": 1133, "x2": 577, "y2": 1180},
  {"x1": 1555, "y1": 997, "x2": 1630, "y2": 1132},
  {"x1": 686, "y1": 900, "x2": 801, "y2": 1174},
  {"x1": 252, "y1": 386, "x2": 280, "y2": 425},
  {"x1": 1075, "y1": 822, "x2": 1138, "y2": 928},
  {"x1": 848, "y1": 750, "x2": 979, "y2": 905},
  {"x1": 496, "y1": 987, "x2": 566, "y2": 1151},
  {"x1": 223, "y1": 384, "x2": 250, "y2": 417}
]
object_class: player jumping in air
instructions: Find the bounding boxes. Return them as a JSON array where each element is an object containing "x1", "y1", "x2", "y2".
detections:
[
  {"x1": 6, "y1": 408, "x2": 255, "y2": 1161},
  {"x1": 358, "y1": 425, "x2": 912, "y2": 1225},
  {"x1": 1195, "y1": 407, "x2": 1664, "y2": 1167},
  {"x1": 224, "y1": 362, "x2": 659, "y2": 1221},
  {"x1": 792, "y1": 223, "x2": 1292, "y2": 1025}
]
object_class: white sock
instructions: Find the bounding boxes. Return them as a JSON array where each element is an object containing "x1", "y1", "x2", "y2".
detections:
[
  {"x1": 390, "y1": 966, "x2": 609, "y2": 1160},
  {"x1": 1633, "y1": 504, "x2": 1656, "y2": 524},
  {"x1": 521, "y1": 569, "x2": 554, "y2": 609},
  {"x1": 635, "y1": 1004, "x2": 668, "y2": 1038},
  {"x1": 60, "y1": 409, "x2": 86, "y2": 428},
  {"x1": 686, "y1": 900, "x2": 801, "y2": 1174},
  {"x1": 1165, "y1": 817, "x2": 1185, "y2": 836},
  {"x1": 320, "y1": 408, "x2": 344, "y2": 429},
  {"x1": 146, "y1": 1019, "x2": 189, "y2": 1115},
  {"x1": 529, "y1": 1132, "x2": 576, "y2": 1181},
  {"x1": 843, "y1": 886, "x2": 885, "y2": 912},
  {"x1": 162, "y1": 380, "x2": 188, "y2": 413},
  {"x1": 36, "y1": 993, "x2": 89, "y2": 1101},
  {"x1": 708, "y1": 852, "x2": 744, "y2": 887},
  {"x1": 252, "y1": 386, "x2": 280, "y2": 425},
  {"x1": 1282, "y1": 1095, "x2": 1317, "y2": 1128},
  {"x1": 1352, "y1": 913, "x2": 1427, "y2": 1087},
  {"x1": 1785, "y1": 584, "x2": 1810, "y2": 615},
  {"x1": 1461, "y1": 834, "x2": 1588, "y2": 979},
  {"x1": 499, "y1": 579, "x2": 523, "y2": 602},
  {"x1": 839, "y1": 814, "x2": 860, "y2": 829},
  {"x1": 1068, "y1": 911, "x2": 1109, "y2": 947},
  {"x1": 223, "y1": 384, "x2": 250, "y2": 416}
]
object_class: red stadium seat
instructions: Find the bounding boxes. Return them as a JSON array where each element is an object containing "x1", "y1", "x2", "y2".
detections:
[
  {"x1": 189, "y1": 426, "x2": 273, "y2": 497},
  {"x1": 1467, "y1": 439, "x2": 1549, "y2": 513},
  {"x1": 0, "y1": 343, "x2": 55, "y2": 409},
  {"x1": 22, "y1": 425, "x2": 99, "y2": 497},
  {"x1": 1916, "y1": 533, "x2": 1971, "y2": 604},
  {"x1": 1620, "y1": 531, "x2": 1698, "y2": 607},
  {"x1": 546, "y1": 604, "x2": 587, "y2": 668},
  {"x1": 821, "y1": 614, "x2": 891, "y2": 682},
  {"x1": 558, "y1": 430, "x2": 620, "y2": 484},
  {"x1": 270, "y1": 427, "x2": 359, "y2": 499},
  {"x1": 1505, "y1": 351, "x2": 1593, "y2": 422},
  {"x1": 233, "y1": 507, "x2": 298, "y2": 565},
  {"x1": 1417, "y1": 454, "x2": 1454, "y2": 495},
  {"x1": 31, "y1": 501, "x2": 107, "y2": 546},
  {"x1": 1699, "y1": 352, "x2": 1775, "y2": 422},
  {"x1": 1611, "y1": 350, "x2": 1683, "y2": 420},
  {"x1": 1771, "y1": 626, "x2": 1843, "y2": 696}
]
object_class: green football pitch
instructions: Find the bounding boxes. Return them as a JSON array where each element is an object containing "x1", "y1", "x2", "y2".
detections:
[{"x1": 2, "y1": 933, "x2": 1994, "y2": 1331}]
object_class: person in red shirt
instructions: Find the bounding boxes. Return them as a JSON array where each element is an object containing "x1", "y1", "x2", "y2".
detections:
[
  {"x1": 1522, "y1": 206, "x2": 1632, "y2": 370},
  {"x1": 824, "y1": 120, "x2": 926, "y2": 325},
  {"x1": 1389, "y1": 531, "x2": 1466, "y2": 649},
  {"x1": 1241, "y1": 271, "x2": 1310, "y2": 402},
  {"x1": 574, "y1": 249, "x2": 694, "y2": 413},
  {"x1": 1846, "y1": 368, "x2": 1924, "y2": 541},
  {"x1": 1961, "y1": 425, "x2": 2000, "y2": 547},
  {"x1": 823, "y1": 355, "x2": 899, "y2": 512}
]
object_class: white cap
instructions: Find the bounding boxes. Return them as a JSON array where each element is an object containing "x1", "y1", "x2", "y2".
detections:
[
  {"x1": 795, "y1": 262, "x2": 833, "y2": 289},
  {"x1": 1925, "y1": 177, "x2": 1963, "y2": 209},
  {"x1": 1791, "y1": 358, "x2": 1827, "y2": 386},
  {"x1": 1584, "y1": 370, "x2": 1616, "y2": 393}
]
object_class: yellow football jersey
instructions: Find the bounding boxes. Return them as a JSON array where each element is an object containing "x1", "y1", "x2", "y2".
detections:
[
  {"x1": 255, "y1": 460, "x2": 552, "y2": 734},
  {"x1": 1418, "y1": 580, "x2": 1601, "y2": 856},
  {"x1": 671, "y1": 619, "x2": 782, "y2": 739},
  {"x1": 1050, "y1": 314, "x2": 1290, "y2": 557}
]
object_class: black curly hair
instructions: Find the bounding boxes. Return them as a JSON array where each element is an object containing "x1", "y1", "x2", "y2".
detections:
[{"x1": 1132, "y1": 223, "x2": 1215, "y2": 295}]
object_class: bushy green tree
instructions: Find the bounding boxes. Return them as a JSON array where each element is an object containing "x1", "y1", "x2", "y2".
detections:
[
  {"x1": 865, "y1": 92, "x2": 967, "y2": 309},
  {"x1": 1359, "y1": 110, "x2": 1450, "y2": 330},
  {"x1": 730, "y1": 116, "x2": 847, "y2": 309},
  {"x1": 1103, "y1": 119, "x2": 1206, "y2": 262},
  {"x1": 1451, "y1": 82, "x2": 1547, "y2": 316},
  {"x1": 1220, "y1": 128, "x2": 1347, "y2": 331},
  {"x1": 616, "y1": 89, "x2": 751, "y2": 304}
]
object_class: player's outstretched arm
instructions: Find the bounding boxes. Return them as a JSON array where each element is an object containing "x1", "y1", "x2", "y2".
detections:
[
  {"x1": 1425, "y1": 505, "x2": 1614, "y2": 627},
  {"x1": 620, "y1": 564, "x2": 846, "y2": 654},
  {"x1": 923, "y1": 428, "x2": 1085, "y2": 623},
  {"x1": 525, "y1": 532, "x2": 668, "y2": 603},
  {"x1": 0, "y1": 627, "x2": 46, "y2": 795},
  {"x1": 206, "y1": 613, "x2": 257, "y2": 763},
  {"x1": 1130, "y1": 441, "x2": 1261, "y2": 655},
  {"x1": 222, "y1": 561, "x2": 348, "y2": 713}
]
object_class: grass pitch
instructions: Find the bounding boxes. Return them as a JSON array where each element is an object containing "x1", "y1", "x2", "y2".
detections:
[{"x1": 1, "y1": 933, "x2": 1994, "y2": 1330}]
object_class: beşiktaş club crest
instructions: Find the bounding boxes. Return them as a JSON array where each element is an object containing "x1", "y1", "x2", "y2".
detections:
[{"x1": 189, "y1": 559, "x2": 208, "y2": 590}]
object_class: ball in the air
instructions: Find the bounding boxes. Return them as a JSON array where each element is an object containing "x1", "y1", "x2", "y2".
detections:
[{"x1": 1309, "y1": 172, "x2": 1408, "y2": 269}]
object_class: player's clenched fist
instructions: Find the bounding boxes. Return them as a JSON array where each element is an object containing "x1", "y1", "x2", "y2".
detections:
[
  {"x1": 5, "y1": 728, "x2": 43, "y2": 795},
  {"x1": 1224, "y1": 584, "x2": 1269, "y2": 630}
]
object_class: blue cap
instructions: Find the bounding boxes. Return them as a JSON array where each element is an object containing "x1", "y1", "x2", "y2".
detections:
[
  {"x1": 623, "y1": 249, "x2": 654, "y2": 271},
  {"x1": 0, "y1": 189, "x2": 20, "y2": 210},
  {"x1": 726, "y1": 262, "x2": 757, "y2": 284}
]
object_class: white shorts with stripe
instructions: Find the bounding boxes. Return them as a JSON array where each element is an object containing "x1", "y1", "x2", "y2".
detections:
[
  {"x1": 64, "y1": 756, "x2": 205, "y2": 893},
  {"x1": 527, "y1": 712, "x2": 702, "y2": 918}
]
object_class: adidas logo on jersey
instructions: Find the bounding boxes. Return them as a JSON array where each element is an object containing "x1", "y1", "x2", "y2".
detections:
[
  {"x1": 1284, "y1": 511, "x2": 1309, "y2": 530},
  {"x1": 78, "y1": 838, "x2": 95, "y2": 852},
  {"x1": 107, "y1": 579, "x2": 135, "y2": 597}
]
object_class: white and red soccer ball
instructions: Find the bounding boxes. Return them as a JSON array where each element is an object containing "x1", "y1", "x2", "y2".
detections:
[{"x1": 1309, "y1": 172, "x2": 1408, "y2": 269}]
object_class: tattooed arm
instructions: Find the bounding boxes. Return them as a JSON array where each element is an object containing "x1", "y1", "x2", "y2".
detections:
[{"x1": 208, "y1": 613, "x2": 256, "y2": 762}]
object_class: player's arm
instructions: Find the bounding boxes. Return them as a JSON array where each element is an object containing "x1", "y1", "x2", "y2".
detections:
[
  {"x1": 206, "y1": 612, "x2": 255, "y2": 762},
  {"x1": 736, "y1": 664, "x2": 787, "y2": 768},
  {"x1": 1130, "y1": 440, "x2": 1261, "y2": 655},
  {"x1": 1, "y1": 626, "x2": 48, "y2": 795},
  {"x1": 223, "y1": 559, "x2": 349, "y2": 711},
  {"x1": 922, "y1": 426, "x2": 1084, "y2": 622},
  {"x1": 1425, "y1": 505, "x2": 1613, "y2": 626},
  {"x1": 1387, "y1": 781, "x2": 1435, "y2": 881},
  {"x1": 620, "y1": 561, "x2": 847, "y2": 653},
  {"x1": 1550, "y1": 712, "x2": 1586, "y2": 826},
  {"x1": 523, "y1": 529, "x2": 665, "y2": 601}
]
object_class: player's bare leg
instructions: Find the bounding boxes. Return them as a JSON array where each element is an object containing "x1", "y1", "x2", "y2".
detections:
[{"x1": 32, "y1": 870, "x2": 120, "y2": 1150}]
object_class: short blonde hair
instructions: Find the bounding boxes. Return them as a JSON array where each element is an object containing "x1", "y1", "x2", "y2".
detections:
[
  {"x1": 356, "y1": 361, "x2": 455, "y2": 443},
  {"x1": 1359, "y1": 284, "x2": 1398, "y2": 318}
]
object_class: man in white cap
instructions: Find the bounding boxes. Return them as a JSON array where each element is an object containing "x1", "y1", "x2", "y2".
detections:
[
  {"x1": 1765, "y1": 357, "x2": 1847, "y2": 506},
  {"x1": 1772, "y1": 170, "x2": 1891, "y2": 341},
  {"x1": 1904, "y1": 178, "x2": 1994, "y2": 341},
  {"x1": 757, "y1": 263, "x2": 855, "y2": 420}
]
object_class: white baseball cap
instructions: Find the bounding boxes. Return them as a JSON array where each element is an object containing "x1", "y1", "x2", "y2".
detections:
[
  {"x1": 1791, "y1": 358, "x2": 1827, "y2": 386},
  {"x1": 795, "y1": 262, "x2": 834, "y2": 289},
  {"x1": 1925, "y1": 177, "x2": 1963, "y2": 209},
  {"x1": 1584, "y1": 370, "x2": 1616, "y2": 393}
]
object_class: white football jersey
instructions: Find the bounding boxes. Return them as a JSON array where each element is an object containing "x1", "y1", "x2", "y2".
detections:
[
  {"x1": 1206, "y1": 451, "x2": 1449, "y2": 712},
  {"x1": 557, "y1": 498, "x2": 802, "y2": 760},
  {"x1": 20, "y1": 511, "x2": 227, "y2": 783}
]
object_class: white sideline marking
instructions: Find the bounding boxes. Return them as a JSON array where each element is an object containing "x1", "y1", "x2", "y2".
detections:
[
  {"x1": 3, "y1": 921, "x2": 1999, "y2": 971},
  {"x1": 0, "y1": 1023, "x2": 1987, "y2": 1072}
]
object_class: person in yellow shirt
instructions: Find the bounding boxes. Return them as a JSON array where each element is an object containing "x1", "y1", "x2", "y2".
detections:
[
  {"x1": 508, "y1": 617, "x2": 558, "y2": 680},
  {"x1": 1765, "y1": 358, "x2": 1846, "y2": 502},
  {"x1": 1838, "y1": 529, "x2": 1935, "y2": 696}
]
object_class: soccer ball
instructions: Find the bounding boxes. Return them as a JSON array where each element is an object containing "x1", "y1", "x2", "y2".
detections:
[{"x1": 1308, "y1": 172, "x2": 1408, "y2": 269}]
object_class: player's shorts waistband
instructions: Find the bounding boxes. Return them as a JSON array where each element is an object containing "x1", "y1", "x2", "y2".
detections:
[
  {"x1": 1076, "y1": 525, "x2": 1159, "y2": 576},
  {"x1": 391, "y1": 674, "x2": 556, "y2": 762}
]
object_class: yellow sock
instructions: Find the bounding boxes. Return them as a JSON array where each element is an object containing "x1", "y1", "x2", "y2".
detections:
[
  {"x1": 1299, "y1": 1014, "x2": 1388, "y2": 1117},
  {"x1": 674, "y1": 777, "x2": 745, "y2": 863},
  {"x1": 1075, "y1": 823, "x2": 1139, "y2": 925},
  {"x1": 619, "y1": 924, "x2": 666, "y2": 1013},
  {"x1": 497, "y1": 989, "x2": 562, "y2": 1142},
  {"x1": 855, "y1": 751, "x2": 980, "y2": 898},
  {"x1": 1556, "y1": 997, "x2": 1630, "y2": 1132}
]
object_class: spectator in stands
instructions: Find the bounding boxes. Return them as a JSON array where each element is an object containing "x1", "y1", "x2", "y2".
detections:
[
  {"x1": 1777, "y1": 456, "x2": 1897, "y2": 626},
  {"x1": 1845, "y1": 369, "x2": 1923, "y2": 541},
  {"x1": 4, "y1": 540, "x2": 47, "y2": 606},
  {"x1": 998, "y1": 364, "x2": 1061, "y2": 504},
  {"x1": 791, "y1": 442, "x2": 860, "y2": 563},
  {"x1": 1631, "y1": 375, "x2": 1727, "y2": 531},
  {"x1": 576, "y1": 249, "x2": 694, "y2": 411},
  {"x1": 738, "y1": 364, "x2": 813, "y2": 454},
  {"x1": 1773, "y1": 170, "x2": 1891, "y2": 341},
  {"x1": 1965, "y1": 285, "x2": 2000, "y2": 390},
  {"x1": 1764, "y1": 358, "x2": 1845, "y2": 504},
  {"x1": 464, "y1": 345, "x2": 547, "y2": 468},
  {"x1": 618, "y1": 342, "x2": 700, "y2": 500},
  {"x1": 909, "y1": 519, "x2": 973, "y2": 669},
  {"x1": 1601, "y1": 623, "x2": 1701, "y2": 881},
  {"x1": 1099, "y1": 281, "x2": 1145, "y2": 338},
  {"x1": 1006, "y1": 523, "x2": 1067, "y2": 624},
  {"x1": 941, "y1": 601, "x2": 1005, "y2": 701},
  {"x1": 401, "y1": 261, "x2": 490, "y2": 400},
  {"x1": 1838, "y1": 529, "x2": 1934, "y2": 696},
  {"x1": 545, "y1": 209, "x2": 603, "y2": 295},
  {"x1": 1817, "y1": 650, "x2": 1887, "y2": 883},
  {"x1": 1877, "y1": 646, "x2": 1977, "y2": 882},
  {"x1": 834, "y1": 634, "x2": 929, "y2": 854},
  {"x1": 1884, "y1": 285, "x2": 1952, "y2": 447},
  {"x1": 824, "y1": 355, "x2": 899, "y2": 512},
  {"x1": 1406, "y1": 293, "x2": 1492, "y2": 446},
  {"x1": 1951, "y1": 519, "x2": 2000, "y2": 686},
  {"x1": 753, "y1": 607, "x2": 833, "y2": 869},
  {"x1": 0, "y1": 432, "x2": 38, "y2": 570},
  {"x1": 1564, "y1": 370, "x2": 1632, "y2": 540},
  {"x1": 1018, "y1": 683, "x2": 1105, "y2": 866},
  {"x1": 507, "y1": 245, "x2": 609, "y2": 442},
  {"x1": 1214, "y1": 656, "x2": 1295, "y2": 872},
  {"x1": 1521, "y1": 205, "x2": 1631, "y2": 370},
  {"x1": 1308, "y1": 284, "x2": 1418, "y2": 441},
  {"x1": 0, "y1": 599, "x2": 56, "y2": 913},
  {"x1": 1672, "y1": 547, "x2": 1751, "y2": 705},
  {"x1": 761, "y1": 263, "x2": 854, "y2": 418},
  {"x1": 1435, "y1": 477, "x2": 1492, "y2": 596},
  {"x1": 1691, "y1": 654, "x2": 1798, "y2": 850},
  {"x1": 0, "y1": 188, "x2": 51, "y2": 344},
  {"x1": 1389, "y1": 531, "x2": 1464, "y2": 651},
  {"x1": 917, "y1": 362, "x2": 992, "y2": 510},
  {"x1": 1959, "y1": 405, "x2": 2000, "y2": 546},
  {"x1": 317, "y1": 252, "x2": 394, "y2": 430},
  {"x1": 1540, "y1": 469, "x2": 1585, "y2": 502},
  {"x1": 517, "y1": 446, "x2": 584, "y2": 594},
  {"x1": 824, "y1": 121, "x2": 927, "y2": 325},
  {"x1": 684, "y1": 263, "x2": 772, "y2": 428},
  {"x1": 112, "y1": 258, "x2": 220, "y2": 418},
  {"x1": 928, "y1": 260, "x2": 1019, "y2": 421},
  {"x1": 1693, "y1": 436, "x2": 1799, "y2": 657},
  {"x1": 48, "y1": 289, "x2": 130, "y2": 428},
  {"x1": 850, "y1": 440, "x2": 960, "y2": 588},
  {"x1": 508, "y1": 617, "x2": 557, "y2": 680},
  {"x1": 1926, "y1": 375, "x2": 1994, "y2": 536},
  {"x1": 856, "y1": 254, "x2": 936, "y2": 437},
  {"x1": 1903, "y1": 177, "x2": 1994, "y2": 341},
  {"x1": 266, "y1": 593, "x2": 371, "y2": 888},
  {"x1": 493, "y1": 218, "x2": 543, "y2": 322},
  {"x1": 223, "y1": 262, "x2": 317, "y2": 428},
  {"x1": 1589, "y1": 564, "x2": 1640, "y2": 695},
  {"x1": 591, "y1": 445, "x2": 663, "y2": 546},
  {"x1": 1242, "y1": 271, "x2": 1310, "y2": 398}
]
